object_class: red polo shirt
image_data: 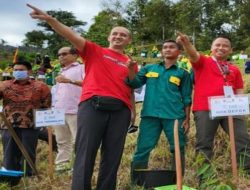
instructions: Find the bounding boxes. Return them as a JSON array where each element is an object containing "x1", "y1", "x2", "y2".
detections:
[
  {"x1": 78, "y1": 41, "x2": 136, "y2": 109},
  {"x1": 192, "y1": 55, "x2": 244, "y2": 111}
]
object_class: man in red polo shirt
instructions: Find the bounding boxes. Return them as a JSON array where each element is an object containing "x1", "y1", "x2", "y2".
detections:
[
  {"x1": 177, "y1": 33, "x2": 250, "y2": 174},
  {"x1": 27, "y1": 4, "x2": 136, "y2": 190}
]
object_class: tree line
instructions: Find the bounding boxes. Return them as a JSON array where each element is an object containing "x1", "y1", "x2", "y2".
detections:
[{"x1": 22, "y1": 0, "x2": 250, "y2": 56}]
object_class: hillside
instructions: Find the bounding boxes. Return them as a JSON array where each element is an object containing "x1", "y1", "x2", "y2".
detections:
[{"x1": 0, "y1": 58, "x2": 249, "y2": 190}]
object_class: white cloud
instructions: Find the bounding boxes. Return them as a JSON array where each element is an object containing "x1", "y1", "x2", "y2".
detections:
[{"x1": 0, "y1": 0, "x2": 102, "y2": 46}]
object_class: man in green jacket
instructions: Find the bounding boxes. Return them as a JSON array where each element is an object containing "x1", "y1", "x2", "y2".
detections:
[{"x1": 126, "y1": 40, "x2": 192, "y2": 183}]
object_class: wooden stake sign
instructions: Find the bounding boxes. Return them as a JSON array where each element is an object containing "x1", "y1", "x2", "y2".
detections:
[
  {"x1": 209, "y1": 95, "x2": 250, "y2": 179},
  {"x1": 34, "y1": 108, "x2": 65, "y2": 179}
]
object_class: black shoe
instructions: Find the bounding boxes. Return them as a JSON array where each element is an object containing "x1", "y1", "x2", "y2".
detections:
[{"x1": 128, "y1": 125, "x2": 138, "y2": 133}]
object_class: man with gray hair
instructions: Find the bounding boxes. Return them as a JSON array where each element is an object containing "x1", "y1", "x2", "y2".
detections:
[{"x1": 52, "y1": 46, "x2": 84, "y2": 173}]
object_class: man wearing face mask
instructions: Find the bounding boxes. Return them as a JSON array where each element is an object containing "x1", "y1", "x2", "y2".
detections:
[{"x1": 0, "y1": 61, "x2": 51, "y2": 181}]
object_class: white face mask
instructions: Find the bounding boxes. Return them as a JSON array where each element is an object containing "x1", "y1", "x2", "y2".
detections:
[{"x1": 12, "y1": 70, "x2": 29, "y2": 80}]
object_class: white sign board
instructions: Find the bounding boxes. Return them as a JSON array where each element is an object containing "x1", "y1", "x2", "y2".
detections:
[
  {"x1": 239, "y1": 54, "x2": 248, "y2": 60},
  {"x1": 2, "y1": 72, "x2": 11, "y2": 76},
  {"x1": 35, "y1": 109, "x2": 65, "y2": 127},
  {"x1": 209, "y1": 95, "x2": 249, "y2": 118},
  {"x1": 134, "y1": 85, "x2": 146, "y2": 103}
]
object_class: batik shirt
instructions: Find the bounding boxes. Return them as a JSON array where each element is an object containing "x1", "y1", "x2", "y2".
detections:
[{"x1": 0, "y1": 79, "x2": 51, "y2": 128}]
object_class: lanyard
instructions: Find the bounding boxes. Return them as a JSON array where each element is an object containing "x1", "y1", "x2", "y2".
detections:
[{"x1": 212, "y1": 57, "x2": 230, "y2": 85}]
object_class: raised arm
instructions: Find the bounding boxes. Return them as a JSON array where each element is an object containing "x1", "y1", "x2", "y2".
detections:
[
  {"x1": 127, "y1": 58, "x2": 137, "y2": 81},
  {"x1": 176, "y1": 32, "x2": 200, "y2": 63},
  {"x1": 27, "y1": 4, "x2": 86, "y2": 52}
]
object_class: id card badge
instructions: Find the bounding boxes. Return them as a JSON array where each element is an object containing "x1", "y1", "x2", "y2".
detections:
[{"x1": 223, "y1": 86, "x2": 234, "y2": 97}]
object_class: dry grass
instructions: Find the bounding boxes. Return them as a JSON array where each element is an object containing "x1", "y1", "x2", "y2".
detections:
[
  {"x1": 0, "y1": 68, "x2": 250, "y2": 190},
  {"x1": 1, "y1": 103, "x2": 249, "y2": 190}
]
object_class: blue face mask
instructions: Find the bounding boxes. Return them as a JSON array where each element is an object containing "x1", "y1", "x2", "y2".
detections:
[{"x1": 13, "y1": 71, "x2": 29, "y2": 80}]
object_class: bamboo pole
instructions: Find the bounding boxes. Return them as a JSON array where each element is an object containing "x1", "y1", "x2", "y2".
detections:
[
  {"x1": 174, "y1": 119, "x2": 182, "y2": 190},
  {"x1": 0, "y1": 113, "x2": 38, "y2": 176}
]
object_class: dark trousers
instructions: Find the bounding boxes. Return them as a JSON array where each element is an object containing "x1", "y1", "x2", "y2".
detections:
[
  {"x1": 38, "y1": 127, "x2": 57, "y2": 152},
  {"x1": 194, "y1": 111, "x2": 250, "y2": 170},
  {"x1": 131, "y1": 117, "x2": 186, "y2": 182},
  {"x1": 71, "y1": 100, "x2": 131, "y2": 190},
  {"x1": 1, "y1": 128, "x2": 39, "y2": 176}
]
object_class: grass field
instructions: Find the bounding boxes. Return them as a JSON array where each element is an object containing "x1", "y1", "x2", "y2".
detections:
[{"x1": 0, "y1": 65, "x2": 250, "y2": 190}]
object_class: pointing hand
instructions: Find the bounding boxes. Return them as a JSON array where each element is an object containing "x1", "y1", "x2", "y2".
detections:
[
  {"x1": 176, "y1": 31, "x2": 190, "y2": 45},
  {"x1": 27, "y1": 4, "x2": 52, "y2": 21}
]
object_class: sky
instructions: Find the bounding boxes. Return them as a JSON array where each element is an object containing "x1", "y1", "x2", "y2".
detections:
[{"x1": 0, "y1": 0, "x2": 105, "y2": 47}]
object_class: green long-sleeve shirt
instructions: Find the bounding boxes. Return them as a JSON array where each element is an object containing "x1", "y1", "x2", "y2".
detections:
[{"x1": 126, "y1": 61, "x2": 192, "y2": 119}]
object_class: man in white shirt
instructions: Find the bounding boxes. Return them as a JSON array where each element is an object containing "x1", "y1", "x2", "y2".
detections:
[{"x1": 53, "y1": 47, "x2": 84, "y2": 173}]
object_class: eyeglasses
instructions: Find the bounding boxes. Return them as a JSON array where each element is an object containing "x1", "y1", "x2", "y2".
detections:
[{"x1": 57, "y1": 52, "x2": 71, "y2": 57}]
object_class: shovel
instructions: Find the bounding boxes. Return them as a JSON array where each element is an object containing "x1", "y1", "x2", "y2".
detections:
[{"x1": 155, "y1": 119, "x2": 196, "y2": 190}]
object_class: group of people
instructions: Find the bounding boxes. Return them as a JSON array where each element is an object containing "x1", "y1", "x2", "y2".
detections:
[
  {"x1": 0, "y1": 46, "x2": 84, "y2": 180},
  {"x1": 34, "y1": 53, "x2": 53, "y2": 73},
  {"x1": 0, "y1": 3, "x2": 249, "y2": 190}
]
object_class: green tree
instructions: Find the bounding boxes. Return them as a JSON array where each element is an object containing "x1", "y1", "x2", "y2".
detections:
[
  {"x1": 22, "y1": 30, "x2": 46, "y2": 48},
  {"x1": 23, "y1": 10, "x2": 86, "y2": 56},
  {"x1": 125, "y1": 0, "x2": 148, "y2": 44},
  {"x1": 231, "y1": 0, "x2": 250, "y2": 50},
  {"x1": 143, "y1": 0, "x2": 173, "y2": 42},
  {"x1": 172, "y1": 0, "x2": 202, "y2": 44},
  {"x1": 85, "y1": 10, "x2": 127, "y2": 47},
  {"x1": 173, "y1": 0, "x2": 234, "y2": 51},
  {"x1": 125, "y1": 0, "x2": 175, "y2": 44},
  {"x1": 197, "y1": 0, "x2": 233, "y2": 50}
]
